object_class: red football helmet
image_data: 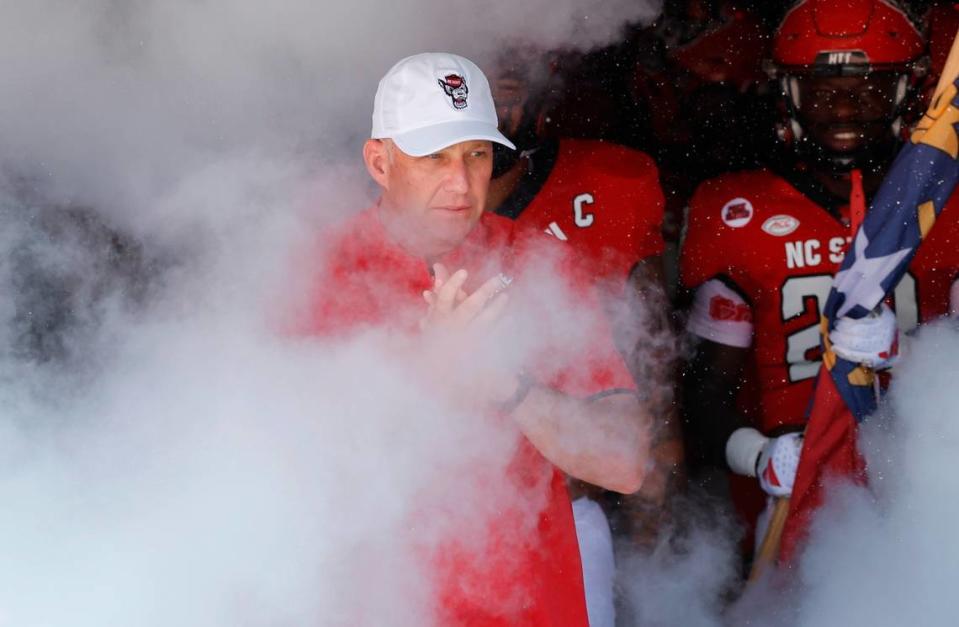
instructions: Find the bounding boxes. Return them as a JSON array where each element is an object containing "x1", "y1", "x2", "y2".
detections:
[
  {"x1": 632, "y1": 1, "x2": 771, "y2": 147},
  {"x1": 769, "y1": 0, "x2": 927, "y2": 159},
  {"x1": 773, "y1": 0, "x2": 924, "y2": 71},
  {"x1": 670, "y1": 2, "x2": 768, "y2": 87}
]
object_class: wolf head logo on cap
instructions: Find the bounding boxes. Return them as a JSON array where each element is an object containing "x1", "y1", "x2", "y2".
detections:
[{"x1": 438, "y1": 74, "x2": 469, "y2": 109}]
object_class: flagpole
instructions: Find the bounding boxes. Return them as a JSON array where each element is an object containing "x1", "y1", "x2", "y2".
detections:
[{"x1": 748, "y1": 497, "x2": 790, "y2": 582}]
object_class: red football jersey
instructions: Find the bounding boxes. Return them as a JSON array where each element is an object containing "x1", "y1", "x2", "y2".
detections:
[
  {"x1": 494, "y1": 138, "x2": 665, "y2": 288},
  {"x1": 306, "y1": 207, "x2": 637, "y2": 626},
  {"x1": 681, "y1": 169, "x2": 959, "y2": 433},
  {"x1": 904, "y1": 190, "x2": 959, "y2": 322}
]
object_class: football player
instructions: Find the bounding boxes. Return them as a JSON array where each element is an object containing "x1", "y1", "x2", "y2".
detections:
[
  {"x1": 680, "y1": 0, "x2": 959, "y2": 555},
  {"x1": 484, "y1": 46, "x2": 684, "y2": 624}
]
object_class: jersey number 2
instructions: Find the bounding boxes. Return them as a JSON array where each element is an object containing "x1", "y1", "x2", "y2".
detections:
[{"x1": 781, "y1": 273, "x2": 918, "y2": 382}]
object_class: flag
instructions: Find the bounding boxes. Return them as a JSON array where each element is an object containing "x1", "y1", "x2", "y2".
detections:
[{"x1": 778, "y1": 65, "x2": 959, "y2": 563}]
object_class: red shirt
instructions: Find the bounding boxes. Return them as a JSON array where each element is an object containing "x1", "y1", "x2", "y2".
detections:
[
  {"x1": 494, "y1": 138, "x2": 665, "y2": 289},
  {"x1": 681, "y1": 169, "x2": 959, "y2": 433},
  {"x1": 306, "y1": 207, "x2": 635, "y2": 626}
]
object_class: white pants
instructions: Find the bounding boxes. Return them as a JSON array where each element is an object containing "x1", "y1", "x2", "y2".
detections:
[{"x1": 572, "y1": 496, "x2": 616, "y2": 627}]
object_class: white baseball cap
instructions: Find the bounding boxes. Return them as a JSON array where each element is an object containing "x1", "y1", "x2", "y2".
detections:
[{"x1": 371, "y1": 52, "x2": 516, "y2": 157}]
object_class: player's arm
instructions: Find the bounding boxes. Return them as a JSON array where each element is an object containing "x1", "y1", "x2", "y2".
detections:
[
  {"x1": 680, "y1": 279, "x2": 801, "y2": 498},
  {"x1": 511, "y1": 385, "x2": 652, "y2": 495},
  {"x1": 681, "y1": 278, "x2": 754, "y2": 468},
  {"x1": 682, "y1": 280, "x2": 806, "y2": 496},
  {"x1": 683, "y1": 335, "x2": 751, "y2": 468}
]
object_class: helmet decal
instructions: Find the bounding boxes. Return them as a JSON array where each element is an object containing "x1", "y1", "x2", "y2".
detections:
[{"x1": 438, "y1": 74, "x2": 469, "y2": 110}]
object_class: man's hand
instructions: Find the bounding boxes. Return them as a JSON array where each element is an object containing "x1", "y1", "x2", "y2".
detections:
[
  {"x1": 726, "y1": 427, "x2": 803, "y2": 498},
  {"x1": 420, "y1": 264, "x2": 652, "y2": 495},
  {"x1": 420, "y1": 263, "x2": 510, "y2": 332},
  {"x1": 829, "y1": 303, "x2": 898, "y2": 369},
  {"x1": 418, "y1": 263, "x2": 520, "y2": 407}
]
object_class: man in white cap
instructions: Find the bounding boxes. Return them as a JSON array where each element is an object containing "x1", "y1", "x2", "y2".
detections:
[{"x1": 306, "y1": 52, "x2": 652, "y2": 626}]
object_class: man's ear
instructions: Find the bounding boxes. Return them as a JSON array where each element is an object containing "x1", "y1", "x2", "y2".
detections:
[{"x1": 363, "y1": 139, "x2": 390, "y2": 189}]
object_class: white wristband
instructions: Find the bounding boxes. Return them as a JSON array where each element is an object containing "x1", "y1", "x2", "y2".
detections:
[{"x1": 725, "y1": 427, "x2": 769, "y2": 477}]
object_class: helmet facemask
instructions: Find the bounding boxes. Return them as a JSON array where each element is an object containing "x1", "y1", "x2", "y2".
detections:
[
  {"x1": 779, "y1": 66, "x2": 917, "y2": 172},
  {"x1": 768, "y1": 0, "x2": 927, "y2": 173}
]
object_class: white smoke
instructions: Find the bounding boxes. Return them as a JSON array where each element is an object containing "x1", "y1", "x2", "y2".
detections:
[
  {"x1": 759, "y1": 321, "x2": 959, "y2": 627},
  {"x1": 715, "y1": 321, "x2": 959, "y2": 627},
  {"x1": 0, "y1": 0, "x2": 660, "y2": 232},
  {"x1": 0, "y1": 1, "x2": 666, "y2": 625},
  {"x1": 617, "y1": 488, "x2": 741, "y2": 627},
  {"x1": 613, "y1": 290, "x2": 959, "y2": 624}
]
